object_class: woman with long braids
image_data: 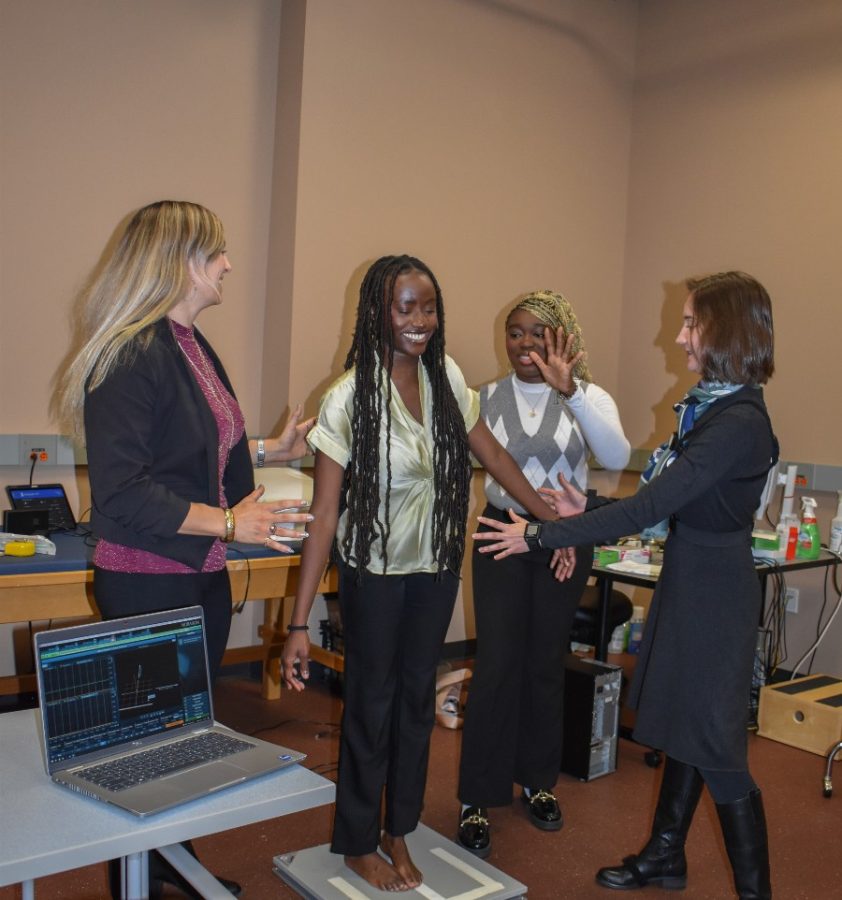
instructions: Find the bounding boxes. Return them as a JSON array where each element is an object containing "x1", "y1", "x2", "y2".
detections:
[
  {"x1": 456, "y1": 290, "x2": 630, "y2": 858},
  {"x1": 474, "y1": 272, "x2": 777, "y2": 899},
  {"x1": 281, "y1": 255, "x2": 567, "y2": 892}
]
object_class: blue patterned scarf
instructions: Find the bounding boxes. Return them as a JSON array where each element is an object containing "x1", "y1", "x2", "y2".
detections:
[{"x1": 639, "y1": 382, "x2": 745, "y2": 539}]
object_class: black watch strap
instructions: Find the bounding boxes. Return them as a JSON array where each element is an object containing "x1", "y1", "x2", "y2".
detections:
[{"x1": 523, "y1": 522, "x2": 543, "y2": 551}]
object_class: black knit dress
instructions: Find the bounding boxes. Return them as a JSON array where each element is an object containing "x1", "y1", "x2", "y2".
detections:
[{"x1": 535, "y1": 388, "x2": 776, "y2": 770}]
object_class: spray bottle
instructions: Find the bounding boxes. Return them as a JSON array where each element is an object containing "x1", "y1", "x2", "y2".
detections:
[
  {"x1": 796, "y1": 497, "x2": 821, "y2": 560},
  {"x1": 829, "y1": 491, "x2": 842, "y2": 555},
  {"x1": 774, "y1": 464, "x2": 799, "y2": 560}
]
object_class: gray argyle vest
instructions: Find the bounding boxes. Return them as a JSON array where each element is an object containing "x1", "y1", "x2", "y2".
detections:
[{"x1": 481, "y1": 375, "x2": 589, "y2": 513}]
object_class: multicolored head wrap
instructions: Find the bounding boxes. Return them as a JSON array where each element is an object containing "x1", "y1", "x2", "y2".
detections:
[{"x1": 508, "y1": 289, "x2": 592, "y2": 382}]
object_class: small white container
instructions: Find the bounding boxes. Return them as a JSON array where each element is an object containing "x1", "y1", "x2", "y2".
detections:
[
  {"x1": 829, "y1": 491, "x2": 842, "y2": 554},
  {"x1": 608, "y1": 622, "x2": 628, "y2": 654}
]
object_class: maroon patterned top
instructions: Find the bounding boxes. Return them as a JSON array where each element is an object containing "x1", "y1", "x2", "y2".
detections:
[{"x1": 94, "y1": 318, "x2": 246, "y2": 574}]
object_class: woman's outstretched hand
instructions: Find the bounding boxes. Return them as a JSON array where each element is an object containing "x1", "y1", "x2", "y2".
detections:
[
  {"x1": 537, "y1": 472, "x2": 587, "y2": 518},
  {"x1": 529, "y1": 325, "x2": 585, "y2": 398},
  {"x1": 269, "y1": 404, "x2": 316, "y2": 463},
  {"x1": 473, "y1": 510, "x2": 529, "y2": 559},
  {"x1": 473, "y1": 508, "x2": 578, "y2": 581}
]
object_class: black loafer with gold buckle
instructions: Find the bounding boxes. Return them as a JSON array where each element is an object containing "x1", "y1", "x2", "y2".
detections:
[
  {"x1": 457, "y1": 806, "x2": 491, "y2": 858},
  {"x1": 522, "y1": 789, "x2": 563, "y2": 831}
]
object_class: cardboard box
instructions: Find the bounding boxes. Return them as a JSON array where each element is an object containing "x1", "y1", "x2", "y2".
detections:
[{"x1": 758, "y1": 674, "x2": 842, "y2": 756}]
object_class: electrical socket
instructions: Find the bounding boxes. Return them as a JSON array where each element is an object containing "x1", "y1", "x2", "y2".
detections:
[
  {"x1": 18, "y1": 434, "x2": 58, "y2": 467},
  {"x1": 785, "y1": 587, "x2": 799, "y2": 614}
]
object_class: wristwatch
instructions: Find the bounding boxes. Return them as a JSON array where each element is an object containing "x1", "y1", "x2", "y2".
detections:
[{"x1": 523, "y1": 522, "x2": 543, "y2": 551}]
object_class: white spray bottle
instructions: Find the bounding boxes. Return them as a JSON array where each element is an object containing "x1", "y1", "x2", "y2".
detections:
[{"x1": 829, "y1": 490, "x2": 842, "y2": 555}]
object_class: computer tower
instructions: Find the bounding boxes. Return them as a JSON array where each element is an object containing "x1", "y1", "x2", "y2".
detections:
[{"x1": 561, "y1": 654, "x2": 622, "y2": 781}]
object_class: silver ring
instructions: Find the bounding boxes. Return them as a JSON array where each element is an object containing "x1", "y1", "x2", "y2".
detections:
[{"x1": 269, "y1": 523, "x2": 276, "y2": 536}]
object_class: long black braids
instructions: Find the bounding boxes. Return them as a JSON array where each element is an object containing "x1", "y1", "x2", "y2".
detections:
[{"x1": 341, "y1": 255, "x2": 472, "y2": 577}]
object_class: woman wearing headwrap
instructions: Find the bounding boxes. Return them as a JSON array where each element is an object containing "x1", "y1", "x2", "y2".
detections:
[{"x1": 457, "y1": 290, "x2": 630, "y2": 857}]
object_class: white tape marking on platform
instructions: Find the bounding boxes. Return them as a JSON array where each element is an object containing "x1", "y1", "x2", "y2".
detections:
[
  {"x1": 327, "y1": 876, "x2": 375, "y2": 899},
  {"x1": 325, "y1": 845, "x2": 507, "y2": 900},
  {"x1": 414, "y1": 885, "x2": 447, "y2": 899},
  {"x1": 426, "y1": 847, "x2": 505, "y2": 899}
]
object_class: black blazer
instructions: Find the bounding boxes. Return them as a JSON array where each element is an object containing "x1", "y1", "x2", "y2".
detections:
[{"x1": 85, "y1": 317, "x2": 254, "y2": 570}]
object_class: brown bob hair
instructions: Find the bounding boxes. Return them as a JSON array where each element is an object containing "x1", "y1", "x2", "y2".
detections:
[{"x1": 686, "y1": 271, "x2": 774, "y2": 385}]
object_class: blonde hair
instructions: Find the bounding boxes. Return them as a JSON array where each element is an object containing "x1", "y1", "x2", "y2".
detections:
[
  {"x1": 508, "y1": 289, "x2": 592, "y2": 382},
  {"x1": 57, "y1": 201, "x2": 226, "y2": 437}
]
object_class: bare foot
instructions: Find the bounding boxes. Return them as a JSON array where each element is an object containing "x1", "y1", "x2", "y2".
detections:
[
  {"x1": 380, "y1": 833, "x2": 423, "y2": 889},
  {"x1": 344, "y1": 853, "x2": 408, "y2": 892}
]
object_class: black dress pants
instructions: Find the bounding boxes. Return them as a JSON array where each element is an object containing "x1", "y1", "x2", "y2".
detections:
[
  {"x1": 93, "y1": 567, "x2": 233, "y2": 683},
  {"x1": 458, "y1": 504, "x2": 590, "y2": 807},
  {"x1": 331, "y1": 560, "x2": 459, "y2": 856}
]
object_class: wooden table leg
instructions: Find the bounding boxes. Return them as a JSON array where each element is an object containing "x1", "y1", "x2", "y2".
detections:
[{"x1": 258, "y1": 596, "x2": 285, "y2": 700}]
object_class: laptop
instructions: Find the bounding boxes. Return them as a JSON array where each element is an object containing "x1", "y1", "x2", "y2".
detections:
[
  {"x1": 6, "y1": 483, "x2": 77, "y2": 532},
  {"x1": 33, "y1": 606, "x2": 305, "y2": 816}
]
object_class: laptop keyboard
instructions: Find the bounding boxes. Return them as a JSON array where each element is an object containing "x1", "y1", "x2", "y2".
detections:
[{"x1": 77, "y1": 731, "x2": 256, "y2": 792}]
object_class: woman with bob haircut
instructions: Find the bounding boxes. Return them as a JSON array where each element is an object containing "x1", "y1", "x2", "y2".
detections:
[{"x1": 473, "y1": 271, "x2": 777, "y2": 899}]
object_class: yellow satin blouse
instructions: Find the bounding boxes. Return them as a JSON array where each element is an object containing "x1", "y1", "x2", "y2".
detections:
[{"x1": 308, "y1": 354, "x2": 480, "y2": 575}]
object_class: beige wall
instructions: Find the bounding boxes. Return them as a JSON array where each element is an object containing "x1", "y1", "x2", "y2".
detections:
[
  {"x1": 4, "y1": 0, "x2": 841, "y2": 456},
  {"x1": 284, "y1": 0, "x2": 637, "y2": 411},
  {"x1": 2, "y1": 0, "x2": 841, "y2": 674},
  {"x1": 0, "y1": 0, "x2": 282, "y2": 439}
]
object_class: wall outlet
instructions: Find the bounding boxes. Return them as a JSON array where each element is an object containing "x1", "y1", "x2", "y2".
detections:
[
  {"x1": 785, "y1": 587, "x2": 799, "y2": 614},
  {"x1": 18, "y1": 434, "x2": 58, "y2": 467}
]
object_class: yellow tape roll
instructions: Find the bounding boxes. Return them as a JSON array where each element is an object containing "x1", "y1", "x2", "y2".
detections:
[{"x1": 4, "y1": 540, "x2": 36, "y2": 556}]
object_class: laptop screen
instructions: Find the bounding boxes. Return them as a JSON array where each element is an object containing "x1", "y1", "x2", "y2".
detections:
[
  {"x1": 6, "y1": 483, "x2": 77, "y2": 531},
  {"x1": 35, "y1": 608, "x2": 213, "y2": 768}
]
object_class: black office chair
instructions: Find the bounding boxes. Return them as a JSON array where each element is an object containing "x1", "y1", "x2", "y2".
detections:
[{"x1": 570, "y1": 583, "x2": 632, "y2": 649}]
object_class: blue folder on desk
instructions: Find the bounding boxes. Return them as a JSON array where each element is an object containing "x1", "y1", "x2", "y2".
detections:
[{"x1": 33, "y1": 606, "x2": 305, "y2": 816}]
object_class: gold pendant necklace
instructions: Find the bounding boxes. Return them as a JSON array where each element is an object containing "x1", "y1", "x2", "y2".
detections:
[{"x1": 514, "y1": 380, "x2": 550, "y2": 418}]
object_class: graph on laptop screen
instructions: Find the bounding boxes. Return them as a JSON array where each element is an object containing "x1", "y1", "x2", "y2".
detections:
[{"x1": 38, "y1": 614, "x2": 212, "y2": 766}]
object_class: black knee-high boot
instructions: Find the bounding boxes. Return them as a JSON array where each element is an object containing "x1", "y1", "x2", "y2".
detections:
[
  {"x1": 716, "y1": 789, "x2": 771, "y2": 899},
  {"x1": 596, "y1": 757, "x2": 704, "y2": 890}
]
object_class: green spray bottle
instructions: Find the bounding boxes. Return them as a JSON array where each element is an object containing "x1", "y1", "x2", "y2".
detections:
[{"x1": 796, "y1": 497, "x2": 821, "y2": 560}]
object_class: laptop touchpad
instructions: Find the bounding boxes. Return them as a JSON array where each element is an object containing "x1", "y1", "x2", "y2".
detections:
[{"x1": 176, "y1": 763, "x2": 248, "y2": 793}]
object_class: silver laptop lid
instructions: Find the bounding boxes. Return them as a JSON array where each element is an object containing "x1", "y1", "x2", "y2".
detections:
[{"x1": 33, "y1": 606, "x2": 214, "y2": 774}]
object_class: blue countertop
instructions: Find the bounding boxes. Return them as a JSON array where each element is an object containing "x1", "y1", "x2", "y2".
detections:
[{"x1": 0, "y1": 531, "x2": 291, "y2": 576}]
